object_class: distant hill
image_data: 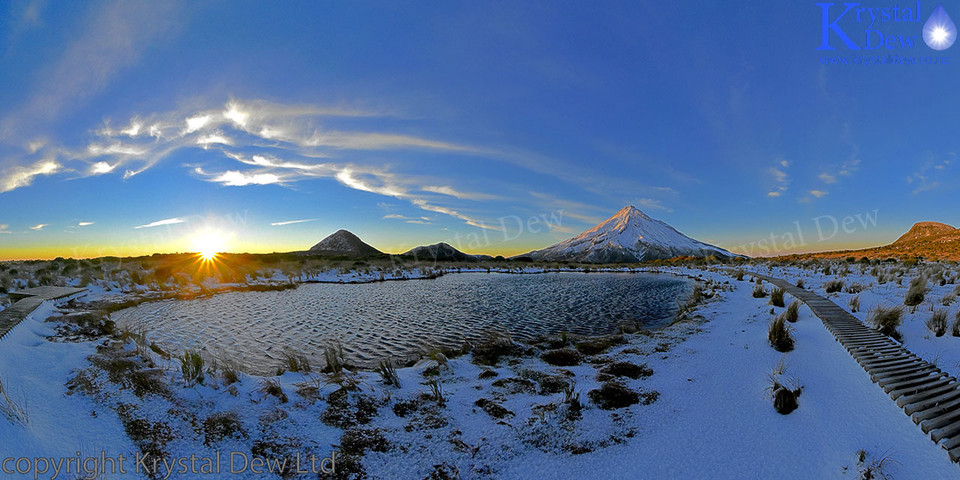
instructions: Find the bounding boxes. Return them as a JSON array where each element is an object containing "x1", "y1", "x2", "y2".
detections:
[
  {"x1": 519, "y1": 205, "x2": 741, "y2": 263},
  {"x1": 402, "y1": 242, "x2": 482, "y2": 262},
  {"x1": 308, "y1": 230, "x2": 382, "y2": 257},
  {"x1": 780, "y1": 222, "x2": 960, "y2": 261}
]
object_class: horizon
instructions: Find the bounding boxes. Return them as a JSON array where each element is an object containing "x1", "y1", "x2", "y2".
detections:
[{"x1": 2, "y1": 1, "x2": 958, "y2": 260}]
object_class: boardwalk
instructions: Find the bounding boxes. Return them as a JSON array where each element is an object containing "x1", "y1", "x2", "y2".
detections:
[
  {"x1": 0, "y1": 286, "x2": 87, "y2": 340},
  {"x1": 752, "y1": 273, "x2": 960, "y2": 464}
]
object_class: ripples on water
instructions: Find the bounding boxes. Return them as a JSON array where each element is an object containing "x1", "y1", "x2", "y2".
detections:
[{"x1": 112, "y1": 272, "x2": 691, "y2": 375}]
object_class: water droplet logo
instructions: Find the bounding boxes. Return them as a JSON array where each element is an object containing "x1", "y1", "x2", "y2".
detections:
[{"x1": 923, "y1": 4, "x2": 957, "y2": 50}]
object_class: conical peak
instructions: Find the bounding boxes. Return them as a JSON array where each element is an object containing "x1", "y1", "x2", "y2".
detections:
[{"x1": 613, "y1": 205, "x2": 651, "y2": 222}]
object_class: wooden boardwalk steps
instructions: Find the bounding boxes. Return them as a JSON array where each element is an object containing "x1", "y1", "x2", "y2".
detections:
[
  {"x1": 750, "y1": 273, "x2": 960, "y2": 464},
  {"x1": 0, "y1": 287, "x2": 87, "y2": 340}
]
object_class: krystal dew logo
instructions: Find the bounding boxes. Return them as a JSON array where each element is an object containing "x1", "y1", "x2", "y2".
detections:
[{"x1": 817, "y1": 2, "x2": 957, "y2": 51}]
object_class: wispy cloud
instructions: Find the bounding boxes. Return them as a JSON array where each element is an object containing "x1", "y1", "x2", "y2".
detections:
[
  {"x1": 634, "y1": 198, "x2": 673, "y2": 212},
  {"x1": 809, "y1": 189, "x2": 829, "y2": 198},
  {"x1": 908, "y1": 154, "x2": 953, "y2": 194},
  {"x1": 270, "y1": 219, "x2": 317, "y2": 226},
  {"x1": 767, "y1": 159, "x2": 790, "y2": 197},
  {"x1": 78, "y1": 221, "x2": 94, "y2": 226},
  {"x1": 30, "y1": 224, "x2": 48, "y2": 230},
  {"x1": 134, "y1": 217, "x2": 185, "y2": 229},
  {"x1": 0, "y1": 224, "x2": 10, "y2": 234},
  {"x1": 383, "y1": 214, "x2": 431, "y2": 221},
  {"x1": 0, "y1": 158, "x2": 60, "y2": 193},
  {"x1": 421, "y1": 185, "x2": 499, "y2": 201}
]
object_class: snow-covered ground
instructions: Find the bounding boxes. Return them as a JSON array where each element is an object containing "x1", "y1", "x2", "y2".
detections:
[{"x1": 0, "y1": 263, "x2": 958, "y2": 479}]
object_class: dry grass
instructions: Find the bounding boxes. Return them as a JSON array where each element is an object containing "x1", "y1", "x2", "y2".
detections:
[
  {"x1": 869, "y1": 305, "x2": 904, "y2": 341},
  {"x1": 927, "y1": 309, "x2": 949, "y2": 337},
  {"x1": 768, "y1": 315, "x2": 795, "y2": 352}
]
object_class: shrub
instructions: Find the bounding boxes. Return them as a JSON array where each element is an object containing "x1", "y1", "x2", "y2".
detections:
[
  {"x1": 752, "y1": 284, "x2": 767, "y2": 298},
  {"x1": 768, "y1": 315, "x2": 795, "y2": 352},
  {"x1": 180, "y1": 350, "x2": 205, "y2": 387},
  {"x1": 783, "y1": 301, "x2": 800, "y2": 323},
  {"x1": 868, "y1": 305, "x2": 904, "y2": 341},
  {"x1": 770, "y1": 287, "x2": 786, "y2": 307},
  {"x1": 849, "y1": 294, "x2": 861, "y2": 313},
  {"x1": 824, "y1": 279, "x2": 844, "y2": 293},
  {"x1": 927, "y1": 309, "x2": 949, "y2": 337},
  {"x1": 904, "y1": 276, "x2": 928, "y2": 307}
]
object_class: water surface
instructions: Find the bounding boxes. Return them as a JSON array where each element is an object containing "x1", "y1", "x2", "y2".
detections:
[{"x1": 112, "y1": 272, "x2": 690, "y2": 374}]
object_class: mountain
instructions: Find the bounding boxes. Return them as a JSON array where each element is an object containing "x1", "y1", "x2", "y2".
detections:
[
  {"x1": 308, "y1": 230, "x2": 382, "y2": 257},
  {"x1": 520, "y1": 205, "x2": 739, "y2": 263},
  {"x1": 785, "y1": 221, "x2": 960, "y2": 261},
  {"x1": 402, "y1": 242, "x2": 481, "y2": 262}
]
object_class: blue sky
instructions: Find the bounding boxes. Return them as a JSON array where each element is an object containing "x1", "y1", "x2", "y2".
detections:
[{"x1": 0, "y1": 0, "x2": 958, "y2": 259}]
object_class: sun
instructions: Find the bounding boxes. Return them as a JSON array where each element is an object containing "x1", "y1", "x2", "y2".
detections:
[{"x1": 190, "y1": 229, "x2": 229, "y2": 261}]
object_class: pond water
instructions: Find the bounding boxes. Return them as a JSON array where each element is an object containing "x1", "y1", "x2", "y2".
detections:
[{"x1": 111, "y1": 272, "x2": 691, "y2": 374}]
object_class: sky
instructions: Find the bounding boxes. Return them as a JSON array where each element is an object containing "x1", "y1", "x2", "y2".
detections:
[{"x1": 0, "y1": 0, "x2": 958, "y2": 260}]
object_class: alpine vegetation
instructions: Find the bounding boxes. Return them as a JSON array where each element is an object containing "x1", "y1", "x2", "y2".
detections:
[
  {"x1": 824, "y1": 279, "x2": 844, "y2": 294},
  {"x1": 904, "y1": 276, "x2": 928, "y2": 307},
  {"x1": 783, "y1": 301, "x2": 801, "y2": 323},
  {"x1": 869, "y1": 305, "x2": 904, "y2": 341},
  {"x1": 180, "y1": 350, "x2": 205, "y2": 387},
  {"x1": 752, "y1": 284, "x2": 767, "y2": 298},
  {"x1": 927, "y1": 309, "x2": 949, "y2": 337},
  {"x1": 765, "y1": 357, "x2": 802, "y2": 415},
  {"x1": 768, "y1": 314, "x2": 795, "y2": 352},
  {"x1": 769, "y1": 287, "x2": 786, "y2": 308}
]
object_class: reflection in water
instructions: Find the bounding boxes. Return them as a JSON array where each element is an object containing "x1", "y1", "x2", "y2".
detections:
[{"x1": 112, "y1": 272, "x2": 690, "y2": 374}]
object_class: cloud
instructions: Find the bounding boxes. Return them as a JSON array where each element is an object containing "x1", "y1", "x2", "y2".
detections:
[
  {"x1": 134, "y1": 217, "x2": 185, "y2": 229},
  {"x1": 767, "y1": 165, "x2": 789, "y2": 197},
  {"x1": 421, "y1": 185, "x2": 499, "y2": 201},
  {"x1": 818, "y1": 173, "x2": 837, "y2": 184},
  {"x1": 908, "y1": 155, "x2": 953, "y2": 194},
  {"x1": 201, "y1": 169, "x2": 283, "y2": 187},
  {"x1": 634, "y1": 198, "x2": 673, "y2": 212},
  {"x1": 0, "y1": 1, "x2": 183, "y2": 140},
  {"x1": 30, "y1": 224, "x2": 48, "y2": 230},
  {"x1": 809, "y1": 190, "x2": 829, "y2": 198},
  {"x1": 1, "y1": 158, "x2": 60, "y2": 193},
  {"x1": 383, "y1": 214, "x2": 431, "y2": 221},
  {"x1": 270, "y1": 219, "x2": 317, "y2": 226},
  {"x1": 0, "y1": 224, "x2": 10, "y2": 234},
  {"x1": 78, "y1": 221, "x2": 94, "y2": 226}
]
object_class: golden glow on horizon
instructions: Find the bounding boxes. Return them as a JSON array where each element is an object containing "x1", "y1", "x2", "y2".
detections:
[{"x1": 189, "y1": 229, "x2": 230, "y2": 261}]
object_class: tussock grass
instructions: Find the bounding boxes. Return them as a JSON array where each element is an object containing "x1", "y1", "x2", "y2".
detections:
[
  {"x1": 941, "y1": 293, "x2": 956, "y2": 306},
  {"x1": 849, "y1": 294, "x2": 861, "y2": 313},
  {"x1": 376, "y1": 359, "x2": 401, "y2": 387},
  {"x1": 904, "y1": 276, "x2": 928, "y2": 307},
  {"x1": 734, "y1": 270, "x2": 745, "y2": 281},
  {"x1": 868, "y1": 305, "x2": 904, "y2": 341},
  {"x1": 765, "y1": 357, "x2": 802, "y2": 415},
  {"x1": 752, "y1": 284, "x2": 767, "y2": 298},
  {"x1": 845, "y1": 283, "x2": 865, "y2": 294},
  {"x1": 180, "y1": 350, "x2": 205, "y2": 387},
  {"x1": 927, "y1": 309, "x2": 949, "y2": 337},
  {"x1": 259, "y1": 379, "x2": 288, "y2": 404},
  {"x1": 769, "y1": 287, "x2": 786, "y2": 307},
  {"x1": 824, "y1": 279, "x2": 844, "y2": 293},
  {"x1": 427, "y1": 378, "x2": 445, "y2": 405},
  {"x1": 783, "y1": 301, "x2": 801, "y2": 323},
  {"x1": 768, "y1": 315, "x2": 795, "y2": 352},
  {"x1": 323, "y1": 341, "x2": 346, "y2": 375},
  {"x1": 0, "y1": 376, "x2": 28, "y2": 425},
  {"x1": 795, "y1": 278, "x2": 805, "y2": 289},
  {"x1": 281, "y1": 349, "x2": 311, "y2": 374},
  {"x1": 953, "y1": 311, "x2": 960, "y2": 337}
]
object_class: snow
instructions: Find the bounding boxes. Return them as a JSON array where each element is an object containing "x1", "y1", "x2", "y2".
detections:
[
  {"x1": 0, "y1": 263, "x2": 959, "y2": 478},
  {"x1": 528, "y1": 206, "x2": 738, "y2": 262}
]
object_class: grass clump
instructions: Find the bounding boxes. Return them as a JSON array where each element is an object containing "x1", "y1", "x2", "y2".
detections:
[
  {"x1": 587, "y1": 381, "x2": 640, "y2": 410},
  {"x1": 765, "y1": 357, "x2": 802, "y2": 415},
  {"x1": 322, "y1": 341, "x2": 345, "y2": 375},
  {"x1": 281, "y1": 349, "x2": 311, "y2": 374},
  {"x1": 868, "y1": 305, "x2": 904, "y2": 341},
  {"x1": 768, "y1": 315, "x2": 795, "y2": 352},
  {"x1": 849, "y1": 294, "x2": 861, "y2": 313},
  {"x1": 471, "y1": 332, "x2": 523, "y2": 366},
  {"x1": 599, "y1": 361, "x2": 653, "y2": 380},
  {"x1": 574, "y1": 335, "x2": 625, "y2": 355},
  {"x1": 202, "y1": 412, "x2": 246, "y2": 446},
  {"x1": 540, "y1": 348, "x2": 583, "y2": 366},
  {"x1": 180, "y1": 350, "x2": 205, "y2": 387},
  {"x1": 769, "y1": 287, "x2": 786, "y2": 307},
  {"x1": 752, "y1": 284, "x2": 767, "y2": 298},
  {"x1": 855, "y1": 449, "x2": 899, "y2": 480},
  {"x1": 0, "y1": 376, "x2": 28, "y2": 425},
  {"x1": 782, "y1": 301, "x2": 800, "y2": 323},
  {"x1": 904, "y1": 276, "x2": 928, "y2": 307},
  {"x1": 953, "y1": 311, "x2": 960, "y2": 337},
  {"x1": 927, "y1": 309, "x2": 948, "y2": 337},
  {"x1": 259, "y1": 379, "x2": 288, "y2": 404},
  {"x1": 795, "y1": 278, "x2": 805, "y2": 289},
  {"x1": 824, "y1": 279, "x2": 844, "y2": 293},
  {"x1": 376, "y1": 359, "x2": 401, "y2": 388}
]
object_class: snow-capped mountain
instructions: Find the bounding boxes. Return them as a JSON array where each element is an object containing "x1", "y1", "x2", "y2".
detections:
[{"x1": 521, "y1": 205, "x2": 740, "y2": 262}]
